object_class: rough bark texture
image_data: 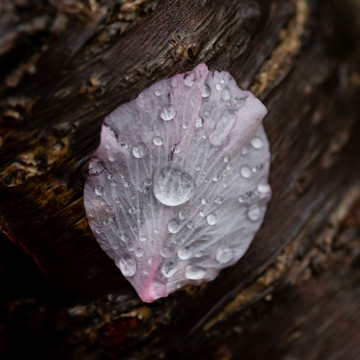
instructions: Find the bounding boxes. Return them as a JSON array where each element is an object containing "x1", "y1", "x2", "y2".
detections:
[{"x1": 1, "y1": 0, "x2": 360, "y2": 359}]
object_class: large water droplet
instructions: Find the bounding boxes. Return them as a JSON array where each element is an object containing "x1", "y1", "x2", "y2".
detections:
[
  {"x1": 118, "y1": 257, "x2": 136, "y2": 277},
  {"x1": 185, "y1": 265, "x2": 205, "y2": 280},
  {"x1": 178, "y1": 247, "x2": 192, "y2": 260},
  {"x1": 160, "y1": 105, "x2": 176, "y2": 121},
  {"x1": 132, "y1": 142, "x2": 147, "y2": 158},
  {"x1": 153, "y1": 167, "x2": 195, "y2": 207},
  {"x1": 247, "y1": 204, "x2": 261, "y2": 221},
  {"x1": 161, "y1": 261, "x2": 177, "y2": 278},
  {"x1": 153, "y1": 136, "x2": 164, "y2": 146},
  {"x1": 168, "y1": 218, "x2": 180, "y2": 234},
  {"x1": 257, "y1": 183, "x2": 271, "y2": 194}
]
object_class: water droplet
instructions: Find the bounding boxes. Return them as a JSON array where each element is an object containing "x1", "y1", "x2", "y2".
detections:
[
  {"x1": 216, "y1": 83, "x2": 222, "y2": 91},
  {"x1": 196, "y1": 116, "x2": 204, "y2": 128},
  {"x1": 160, "y1": 105, "x2": 176, "y2": 121},
  {"x1": 179, "y1": 209, "x2": 186, "y2": 220},
  {"x1": 186, "y1": 221, "x2": 193, "y2": 229},
  {"x1": 206, "y1": 213, "x2": 217, "y2": 225},
  {"x1": 213, "y1": 174, "x2": 220, "y2": 182},
  {"x1": 95, "y1": 185, "x2": 104, "y2": 196},
  {"x1": 160, "y1": 247, "x2": 172, "y2": 258},
  {"x1": 162, "y1": 261, "x2": 177, "y2": 278},
  {"x1": 140, "y1": 235, "x2": 147, "y2": 242},
  {"x1": 247, "y1": 204, "x2": 261, "y2": 221},
  {"x1": 202, "y1": 84, "x2": 211, "y2": 98},
  {"x1": 241, "y1": 146, "x2": 249, "y2": 155},
  {"x1": 178, "y1": 247, "x2": 192, "y2": 260},
  {"x1": 199, "y1": 210, "x2": 205, "y2": 217},
  {"x1": 153, "y1": 167, "x2": 195, "y2": 207},
  {"x1": 168, "y1": 218, "x2": 180, "y2": 234},
  {"x1": 221, "y1": 87, "x2": 231, "y2": 101},
  {"x1": 135, "y1": 248, "x2": 144, "y2": 257},
  {"x1": 108, "y1": 154, "x2": 115, "y2": 162},
  {"x1": 223, "y1": 155, "x2": 230, "y2": 163},
  {"x1": 240, "y1": 165, "x2": 252, "y2": 178},
  {"x1": 182, "y1": 122, "x2": 188, "y2": 130},
  {"x1": 94, "y1": 226, "x2": 102, "y2": 234},
  {"x1": 144, "y1": 178, "x2": 152, "y2": 186},
  {"x1": 148, "y1": 257, "x2": 154, "y2": 265},
  {"x1": 124, "y1": 181, "x2": 131, "y2": 187},
  {"x1": 202, "y1": 134, "x2": 207, "y2": 139},
  {"x1": 201, "y1": 198, "x2": 208, "y2": 205},
  {"x1": 132, "y1": 142, "x2": 147, "y2": 158},
  {"x1": 216, "y1": 246, "x2": 233, "y2": 263},
  {"x1": 89, "y1": 209, "x2": 95, "y2": 217},
  {"x1": 185, "y1": 265, "x2": 205, "y2": 280},
  {"x1": 126, "y1": 241, "x2": 136, "y2": 251},
  {"x1": 257, "y1": 183, "x2": 271, "y2": 194},
  {"x1": 215, "y1": 196, "x2": 223, "y2": 204},
  {"x1": 171, "y1": 78, "x2": 178, "y2": 87},
  {"x1": 120, "y1": 234, "x2": 129, "y2": 242},
  {"x1": 89, "y1": 159, "x2": 105, "y2": 176},
  {"x1": 195, "y1": 165, "x2": 201, "y2": 172},
  {"x1": 118, "y1": 257, "x2": 136, "y2": 277},
  {"x1": 184, "y1": 72, "x2": 196, "y2": 87},
  {"x1": 251, "y1": 137, "x2": 263, "y2": 149},
  {"x1": 153, "y1": 136, "x2": 164, "y2": 146},
  {"x1": 155, "y1": 89, "x2": 161, "y2": 96}
]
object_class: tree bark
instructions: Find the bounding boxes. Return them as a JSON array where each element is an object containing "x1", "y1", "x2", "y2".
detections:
[{"x1": 1, "y1": 0, "x2": 360, "y2": 359}]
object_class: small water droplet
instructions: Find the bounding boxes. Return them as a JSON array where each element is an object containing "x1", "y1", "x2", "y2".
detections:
[
  {"x1": 153, "y1": 167, "x2": 195, "y2": 207},
  {"x1": 94, "y1": 226, "x2": 102, "y2": 234},
  {"x1": 171, "y1": 78, "x2": 178, "y2": 87},
  {"x1": 251, "y1": 137, "x2": 263, "y2": 149},
  {"x1": 185, "y1": 265, "x2": 205, "y2": 280},
  {"x1": 202, "y1": 134, "x2": 207, "y2": 139},
  {"x1": 178, "y1": 247, "x2": 192, "y2": 260},
  {"x1": 168, "y1": 218, "x2": 180, "y2": 234},
  {"x1": 153, "y1": 136, "x2": 164, "y2": 146},
  {"x1": 196, "y1": 116, "x2": 204, "y2": 128},
  {"x1": 118, "y1": 257, "x2": 136, "y2": 277},
  {"x1": 140, "y1": 235, "x2": 147, "y2": 242},
  {"x1": 195, "y1": 165, "x2": 201, "y2": 172},
  {"x1": 120, "y1": 234, "x2": 129, "y2": 242},
  {"x1": 213, "y1": 174, "x2": 220, "y2": 182},
  {"x1": 132, "y1": 142, "x2": 147, "y2": 158},
  {"x1": 182, "y1": 122, "x2": 188, "y2": 130},
  {"x1": 215, "y1": 83, "x2": 222, "y2": 91},
  {"x1": 124, "y1": 181, "x2": 131, "y2": 187},
  {"x1": 216, "y1": 246, "x2": 233, "y2": 263},
  {"x1": 162, "y1": 261, "x2": 177, "y2": 278},
  {"x1": 126, "y1": 241, "x2": 136, "y2": 251},
  {"x1": 240, "y1": 165, "x2": 252, "y2": 178},
  {"x1": 202, "y1": 84, "x2": 211, "y2": 98},
  {"x1": 135, "y1": 248, "x2": 144, "y2": 257},
  {"x1": 215, "y1": 196, "x2": 223, "y2": 204},
  {"x1": 95, "y1": 185, "x2": 104, "y2": 196},
  {"x1": 148, "y1": 257, "x2": 154, "y2": 265},
  {"x1": 221, "y1": 87, "x2": 231, "y2": 101},
  {"x1": 89, "y1": 209, "x2": 95, "y2": 217},
  {"x1": 241, "y1": 146, "x2": 249, "y2": 155},
  {"x1": 89, "y1": 159, "x2": 105, "y2": 176},
  {"x1": 108, "y1": 154, "x2": 115, "y2": 162},
  {"x1": 160, "y1": 247, "x2": 172, "y2": 258},
  {"x1": 223, "y1": 155, "x2": 230, "y2": 163},
  {"x1": 144, "y1": 178, "x2": 152, "y2": 186},
  {"x1": 184, "y1": 72, "x2": 196, "y2": 87},
  {"x1": 199, "y1": 210, "x2": 205, "y2": 217},
  {"x1": 186, "y1": 221, "x2": 193, "y2": 229},
  {"x1": 257, "y1": 183, "x2": 271, "y2": 194},
  {"x1": 247, "y1": 204, "x2": 261, "y2": 221},
  {"x1": 201, "y1": 198, "x2": 208, "y2": 205},
  {"x1": 160, "y1": 105, "x2": 176, "y2": 121},
  {"x1": 206, "y1": 213, "x2": 217, "y2": 225},
  {"x1": 179, "y1": 209, "x2": 186, "y2": 220},
  {"x1": 155, "y1": 89, "x2": 161, "y2": 96}
]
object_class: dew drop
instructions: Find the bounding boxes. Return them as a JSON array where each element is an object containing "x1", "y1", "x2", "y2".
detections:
[
  {"x1": 118, "y1": 257, "x2": 136, "y2": 277},
  {"x1": 178, "y1": 247, "x2": 192, "y2": 260},
  {"x1": 185, "y1": 265, "x2": 205, "y2": 280},
  {"x1": 162, "y1": 261, "x2": 177, "y2": 278},
  {"x1": 215, "y1": 196, "x2": 223, "y2": 204},
  {"x1": 182, "y1": 123, "x2": 188, "y2": 130},
  {"x1": 108, "y1": 154, "x2": 115, "y2": 162},
  {"x1": 199, "y1": 210, "x2": 205, "y2": 217},
  {"x1": 155, "y1": 89, "x2": 162, "y2": 96},
  {"x1": 184, "y1": 72, "x2": 196, "y2": 87},
  {"x1": 135, "y1": 248, "x2": 144, "y2": 257},
  {"x1": 179, "y1": 209, "x2": 186, "y2": 220},
  {"x1": 196, "y1": 116, "x2": 204, "y2": 128},
  {"x1": 215, "y1": 83, "x2": 222, "y2": 91},
  {"x1": 195, "y1": 165, "x2": 201, "y2": 172},
  {"x1": 251, "y1": 137, "x2": 263, "y2": 149},
  {"x1": 144, "y1": 178, "x2": 152, "y2": 186},
  {"x1": 94, "y1": 226, "x2": 102, "y2": 234},
  {"x1": 206, "y1": 213, "x2": 217, "y2": 225},
  {"x1": 240, "y1": 165, "x2": 252, "y2": 178},
  {"x1": 153, "y1": 167, "x2": 195, "y2": 207},
  {"x1": 201, "y1": 198, "x2": 208, "y2": 205},
  {"x1": 153, "y1": 136, "x2": 164, "y2": 146},
  {"x1": 202, "y1": 84, "x2": 211, "y2": 98},
  {"x1": 216, "y1": 246, "x2": 233, "y2": 263},
  {"x1": 168, "y1": 218, "x2": 180, "y2": 234},
  {"x1": 95, "y1": 185, "x2": 104, "y2": 196},
  {"x1": 89, "y1": 159, "x2": 105, "y2": 176},
  {"x1": 186, "y1": 221, "x2": 193, "y2": 229},
  {"x1": 223, "y1": 155, "x2": 230, "y2": 163},
  {"x1": 140, "y1": 235, "x2": 147, "y2": 242},
  {"x1": 247, "y1": 204, "x2": 261, "y2": 221},
  {"x1": 124, "y1": 181, "x2": 131, "y2": 187},
  {"x1": 132, "y1": 142, "x2": 147, "y2": 158},
  {"x1": 257, "y1": 183, "x2": 271, "y2": 194},
  {"x1": 241, "y1": 146, "x2": 249, "y2": 155},
  {"x1": 160, "y1": 105, "x2": 176, "y2": 121},
  {"x1": 221, "y1": 87, "x2": 231, "y2": 101}
]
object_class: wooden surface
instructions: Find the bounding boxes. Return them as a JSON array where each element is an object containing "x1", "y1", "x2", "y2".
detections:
[{"x1": 1, "y1": 0, "x2": 360, "y2": 359}]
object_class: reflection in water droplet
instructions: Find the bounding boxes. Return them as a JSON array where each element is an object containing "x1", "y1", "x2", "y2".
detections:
[
  {"x1": 221, "y1": 87, "x2": 231, "y2": 101},
  {"x1": 179, "y1": 209, "x2": 186, "y2": 220},
  {"x1": 185, "y1": 265, "x2": 205, "y2": 280},
  {"x1": 251, "y1": 137, "x2": 263, "y2": 149},
  {"x1": 118, "y1": 257, "x2": 136, "y2": 277},
  {"x1": 153, "y1": 167, "x2": 195, "y2": 207},
  {"x1": 140, "y1": 235, "x2": 147, "y2": 242},
  {"x1": 216, "y1": 83, "x2": 222, "y2": 91},
  {"x1": 155, "y1": 89, "x2": 161, "y2": 96},
  {"x1": 160, "y1": 105, "x2": 176, "y2": 121},
  {"x1": 216, "y1": 246, "x2": 233, "y2": 263},
  {"x1": 135, "y1": 248, "x2": 144, "y2": 257},
  {"x1": 132, "y1": 142, "x2": 147, "y2": 158},
  {"x1": 202, "y1": 84, "x2": 211, "y2": 98},
  {"x1": 95, "y1": 186, "x2": 104, "y2": 196},
  {"x1": 247, "y1": 204, "x2": 261, "y2": 221},
  {"x1": 178, "y1": 247, "x2": 191, "y2": 260},
  {"x1": 168, "y1": 218, "x2": 180, "y2": 234}
]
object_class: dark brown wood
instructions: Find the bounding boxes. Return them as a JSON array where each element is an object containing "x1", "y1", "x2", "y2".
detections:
[{"x1": 1, "y1": 0, "x2": 360, "y2": 359}]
